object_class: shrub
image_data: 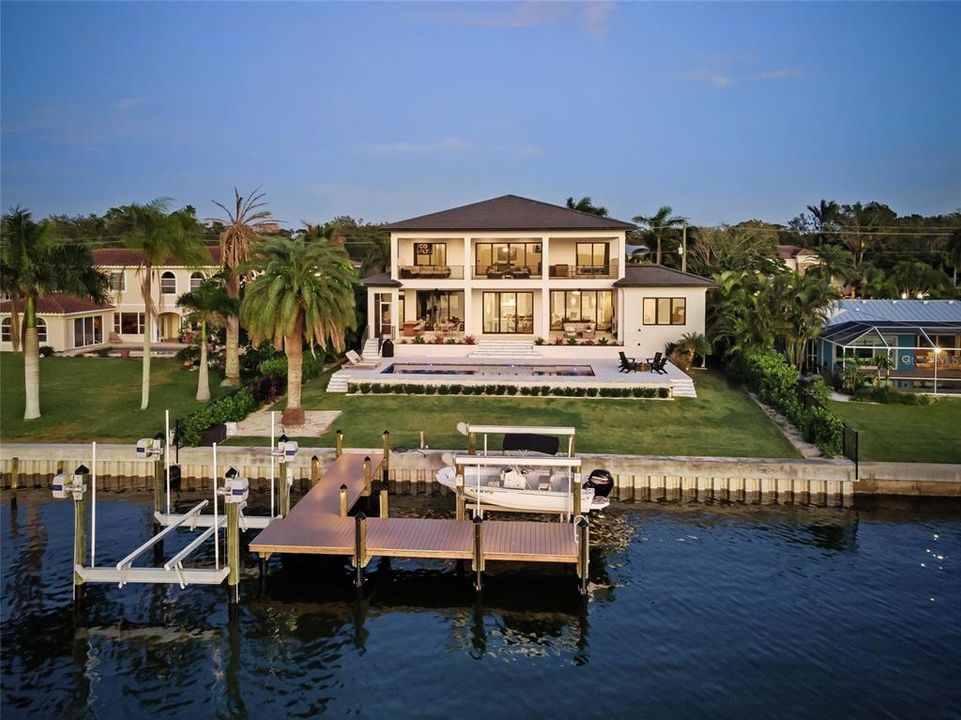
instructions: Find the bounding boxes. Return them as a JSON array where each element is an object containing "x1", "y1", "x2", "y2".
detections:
[
  {"x1": 540, "y1": 386, "x2": 551, "y2": 396},
  {"x1": 431, "y1": 334, "x2": 445, "y2": 344},
  {"x1": 250, "y1": 373, "x2": 285, "y2": 403},
  {"x1": 424, "y1": 385, "x2": 436, "y2": 395},
  {"x1": 551, "y1": 387, "x2": 565, "y2": 396},
  {"x1": 506, "y1": 386, "x2": 518, "y2": 395},
  {"x1": 804, "y1": 405, "x2": 844, "y2": 456},
  {"x1": 553, "y1": 337, "x2": 565, "y2": 345},
  {"x1": 520, "y1": 386, "x2": 531, "y2": 395},
  {"x1": 348, "y1": 383, "x2": 358, "y2": 393},
  {"x1": 657, "y1": 387, "x2": 670, "y2": 399},
  {"x1": 534, "y1": 337, "x2": 545, "y2": 345},
  {"x1": 573, "y1": 387, "x2": 586, "y2": 396},
  {"x1": 586, "y1": 387, "x2": 599, "y2": 397},
  {"x1": 179, "y1": 387, "x2": 258, "y2": 446},
  {"x1": 438, "y1": 385, "x2": 449, "y2": 395},
  {"x1": 449, "y1": 385, "x2": 462, "y2": 395},
  {"x1": 413, "y1": 335, "x2": 426, "y2": 344},
  {"x1": 597, "y1": 337, "x2": 609, "y2": 346},
  {"x1": 445, "y1": 338, "x2": 457, "y2": 344},
  {"x1": 39, "y1": 345, "x2": 55, "y2": 357},
  {"x1": 852, "y1": 385, "x2": 932, "y2": 405},
  {"x1": 358, "y1": 382, "x2": 371, "y2": 393},
  {"x1": 566, "y1": 337, "x2": 578, "y2": 346},
  {"x1": 464, "y1": 335, "x2": 477, "y2": 345}
]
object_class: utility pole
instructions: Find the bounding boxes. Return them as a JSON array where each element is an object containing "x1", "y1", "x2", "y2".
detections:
[{"x1": 681, "y1": 221, "x2": 688, "y2": 274}]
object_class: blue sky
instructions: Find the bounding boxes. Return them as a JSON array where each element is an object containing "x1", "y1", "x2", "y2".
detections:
[{"x1": 2, "y1": 1, "x2": 959, "y2": 228}]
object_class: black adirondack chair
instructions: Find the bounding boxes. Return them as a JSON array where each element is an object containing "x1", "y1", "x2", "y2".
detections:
[
  {"x1": 646, "y1": 351, "x2": 662, "y2": 371},
  {"x1": 651, "y1": 355, "x2": 669, "y2": 374},
  {"x1": 618, "y1": 351, "x2": 637, "y2": 373}
]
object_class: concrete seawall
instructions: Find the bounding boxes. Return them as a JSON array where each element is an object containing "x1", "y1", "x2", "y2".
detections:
[{"x1": 1, "y1": 443, "x2": 958, "y2": 502}]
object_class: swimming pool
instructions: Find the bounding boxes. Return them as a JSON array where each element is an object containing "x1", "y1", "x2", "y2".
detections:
[{"x1": 383, "y1": 363, "x2": 595, "y2": 377}]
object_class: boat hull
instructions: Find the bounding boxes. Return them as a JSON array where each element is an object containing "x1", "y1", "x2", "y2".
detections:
[{"x1": 436, "y1": 466, "x2": 609, "y2": 514}]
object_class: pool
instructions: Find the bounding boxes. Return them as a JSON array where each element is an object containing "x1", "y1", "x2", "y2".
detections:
[{"x1": 382, "y1": 363, "x2": 596, "y2": 377}]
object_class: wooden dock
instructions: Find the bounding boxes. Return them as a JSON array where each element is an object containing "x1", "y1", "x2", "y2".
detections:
[{"x1": 250, "y1": 452, "x2": 588, "y2": 589}]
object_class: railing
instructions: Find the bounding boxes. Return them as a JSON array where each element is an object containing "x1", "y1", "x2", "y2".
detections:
[
  {"x1": 472, "y1": 264, "x2": 541, "y2": 279},
  {"x1": 548, "y1": 261, "x2": 618, "y2": 279},
  {"x1": 842, "y1": 425, "x2": 859, "y2": 480},
  {"x1": 397, "y1": 264, "x2": 464, "y2": 280}
]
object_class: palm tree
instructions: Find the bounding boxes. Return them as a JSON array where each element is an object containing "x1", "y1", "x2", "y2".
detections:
[
  {"x1": 1, "y1": 207, "x2": 107, "y2": 419},
  {"x1": 177, "y1": 274, "x2": 236, "y2": 402},
  {"x1": 113, "y1": 198, "x2": 207, "y2": 410},
  {"x1": 633, "y1": 206, "x2": 685, "y2": 265},
  {"x1": 239, "y1": 236, "x2": 356, "y2": 425},
  {"x1": 806, "y1": 199, "x2": 839, "y2": 248},
  {"x1": 565, "y1": 197, "x2": 608, "y2": 217},
  {"x1": 947, "y1": 228, "x2": 961, "y2": 286},
  {"x1": 211, "y1": 187, "x2": 278, "y2": 386}
]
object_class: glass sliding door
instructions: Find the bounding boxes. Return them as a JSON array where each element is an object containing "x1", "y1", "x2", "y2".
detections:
[
  {"x1": 550, "y1": 290, "x2": 616, "y2": 331},
  {"x1": 482, "y1": 292, "x2": 534, "y2": 334}
]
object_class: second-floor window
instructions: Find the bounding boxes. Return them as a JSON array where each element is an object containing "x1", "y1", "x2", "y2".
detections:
[
  {"x1": 190, "y1": 272, "x2": 205, "y2": 291},
  {"x1": 109, "y1": 271, "x2": 126, "y2": 292},
  {"x1": 160, "y1": 272, "x2": 176, "y2": 294},
  {"x1": 643, "y1": 297, "x2": 686, "y2": 325},
  {"x1": 414, "y1": 243, "x2": 446, "y2": 267},
  {"x1": 576, "y1": 242, "x2": 609, "y2": 274}
]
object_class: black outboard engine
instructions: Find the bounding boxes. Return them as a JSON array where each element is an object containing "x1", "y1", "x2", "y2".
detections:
[
  {"x1": 168, "y1": 464, "x2": 182, "y2": 493},
  {"x1": 585, "y1": 468, "x2": 614, "y2": 498}
]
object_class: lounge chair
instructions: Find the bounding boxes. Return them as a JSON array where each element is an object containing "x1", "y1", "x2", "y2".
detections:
[
  {"x1": 346, "y1": 350, "x2": 380, "y2": 368},
  {"x1": 650, "y1": 355, "x2": 669, "y2": 375},
  {"x1": 646, "y1": 351, "x2": 662, "y2": 370},
  {"x1": 618, "y1": 351, "x2": 638, "y2": 373}
]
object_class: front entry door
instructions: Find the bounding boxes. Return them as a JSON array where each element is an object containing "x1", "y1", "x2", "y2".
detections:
[{"x1": 375, "y1": 293, "x2": 393, "y2": 339}]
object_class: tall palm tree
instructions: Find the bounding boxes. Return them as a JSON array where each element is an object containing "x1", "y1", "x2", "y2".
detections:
[
  {"x1": 113, "y1": 198, "x2": 207, "y2": 410},
  {"x1": 177, "y1": 274, "x2": 236, "y2": 402},
  {"x1": 1, "y1": 207, "x2": 107, "y2": 419},
  {"x1": 239, "y1": 236, "x2": 356, "y2": 425},
  {"x1": 211, "y1": 187, "x2": 277, "y2": 386},
  {"x1": 806, "y1": 199, "x2": 839, "y2": 248},
  {"x1": 633, "y1": 206, "x2": 685, "y2": 265},
  {"x1": 565, "y1": 197, "x2": 608, "y2": 217}
]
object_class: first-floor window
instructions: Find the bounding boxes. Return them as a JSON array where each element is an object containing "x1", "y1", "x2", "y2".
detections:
[
  {"x1": 74, "y1": 316, "x2": 103, "y2": 348},
  {"x1": 114, "y1": 312, "x2": 145, "y2": 335},
  {"x1": 550, "y1": 290, "x2": 615, "y2": 330},
  {"x1": 1, "y1": 317, "x2": 46, "y2": 342},
  {"x1": 642, "y1": 297, "x2": 686, "y2": 325},
  {"x1": 482, "y1": 292, "x2": 534, "y2": 334}
]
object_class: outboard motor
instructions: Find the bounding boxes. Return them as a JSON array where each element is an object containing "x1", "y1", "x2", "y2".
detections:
[
  {"x1": 585, "y1": 468, "x2": 614, "y2": 498},
  {"x1": 168, "y1": 464, "x2": 182, "y2": 493}
]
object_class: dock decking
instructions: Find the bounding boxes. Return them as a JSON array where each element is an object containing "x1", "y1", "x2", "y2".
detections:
[{"x1": 249, "y1": 452, "x2": 586, "y2": 586}]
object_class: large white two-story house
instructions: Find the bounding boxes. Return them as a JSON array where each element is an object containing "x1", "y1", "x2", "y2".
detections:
[{"x1": 361, "y1": 195, "x2": 713, "y2": 359}]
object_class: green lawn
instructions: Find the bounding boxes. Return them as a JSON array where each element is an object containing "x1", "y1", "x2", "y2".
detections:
[
  {"x1": 1, "y1": 353, "x2": 227, "y2": 442},
  {"x1": 829, "y1": 397, "x2": 961, "y2": 464},
  {"x1": 235, "y1": 368, "x2": 799, "y2": 457}
]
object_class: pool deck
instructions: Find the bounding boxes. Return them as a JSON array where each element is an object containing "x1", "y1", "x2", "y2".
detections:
[{"x1": 329, "y1": 356, "x2": 697, "y2": 397}]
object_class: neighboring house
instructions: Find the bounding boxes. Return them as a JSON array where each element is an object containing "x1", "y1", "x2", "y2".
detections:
[
  {"x1": 778, "y1": 245, "x2": 821, "y2": 274},
  {"x1": 362, "y1": 195, "x2": 713, "y2": 358},
  {"x1": 0, "y1": 294, "x2": 115, "y2": 352},
  {"x1": 93, "y1": 247, "x2": 221, "y2": 344},
  {"x1": 816, "y1": 299, "x2": 961, "y2": 390},
  {"x1": 0, "y1": 246, "x2": 221, "y2": 353}
]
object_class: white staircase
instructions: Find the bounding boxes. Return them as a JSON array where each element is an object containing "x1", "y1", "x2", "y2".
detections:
[
  {"x1": 670, "y1": 377, "x2": 698, "y2": 398},
  {"x1": 362, "y1": 338, "x2": 380, "y2": 359},
  {"x1": 468, "y1": 340, "x2": 542, "y2": 359},
  {"x1": 326, "y1": 370, "x2": 350, "y2": 393}
]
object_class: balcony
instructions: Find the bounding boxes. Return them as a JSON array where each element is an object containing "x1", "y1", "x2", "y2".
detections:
[
  {"x1": 472, "y1": 263, "x2": 541, "y2": 280},
  {"x1": 398, "y1": 265, "x2": 464, "y2": 280},
  {"x1": 547, "y1": 260, "x2": 618, "y2": 279}
]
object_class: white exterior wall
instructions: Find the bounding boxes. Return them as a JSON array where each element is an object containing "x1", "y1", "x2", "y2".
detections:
[
  {"x1": 620, "y1": 286, "x2": 708, "y2": 358},
  {"x1": 0, "y1": 310, "x2": 113, "y2": 353}
]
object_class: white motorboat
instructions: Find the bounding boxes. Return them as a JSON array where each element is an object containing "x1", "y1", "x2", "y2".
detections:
[{"x1": 436, "y1": 464, "x2": 610, "y2": 514}]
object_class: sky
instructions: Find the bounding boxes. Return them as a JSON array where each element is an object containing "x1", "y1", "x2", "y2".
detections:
[{"x1": 1, "y1": 1, "x2": 959, "y2": 229}]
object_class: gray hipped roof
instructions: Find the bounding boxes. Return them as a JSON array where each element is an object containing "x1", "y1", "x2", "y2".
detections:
[
  {"x1": 821, "y1": 299, "x2": 961, "y2": 346},
  {"x1": 383, "y1": 195, "x2": 636, "y2": 231},
  {"x1": 613, "y1": 264, "x2": 714, "y2": 288}
]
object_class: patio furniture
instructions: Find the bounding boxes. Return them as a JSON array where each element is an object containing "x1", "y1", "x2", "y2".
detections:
[
  {"x1": 650, "y1": 355, "x2": 669, "y2": 375},
  {"x1": 646, "y1": 351, "x2": 662, "y2": 368},
  {"x1": 618, "y1": 351, "x2": 638, "y2": 373},
  {"x1": 564, "y1": 323, "x2": 578, "y2": 339},
  {"x1": 346, "y1": 350, "x2": 380, "y2": 368}
]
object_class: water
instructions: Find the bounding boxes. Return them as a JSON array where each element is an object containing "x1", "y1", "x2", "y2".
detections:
[
  {"x1": 382, "y1": 363, "x2": 596, "y2": 376},
  {"x1": 3, "y1": 491, "x2": 960, "y2": 719}
]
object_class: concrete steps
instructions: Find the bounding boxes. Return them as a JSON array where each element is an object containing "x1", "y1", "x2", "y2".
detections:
[
  {"x1": 468, "y1": 340, "x2": 542, "y2": 359},
  {"x1": 362, "y1": 338, "x2": 380, "y2": 359},
  {"x1": 326, "y1": 370, "x2": 350, "y2": 393},
  {"x1": 670, "y1": 378, "x2": 698, "y2": 398}
]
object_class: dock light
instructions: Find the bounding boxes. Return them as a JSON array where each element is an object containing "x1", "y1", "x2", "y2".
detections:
[{"x1": 223, "y1": 467, "x2": 249, "y2": 504}]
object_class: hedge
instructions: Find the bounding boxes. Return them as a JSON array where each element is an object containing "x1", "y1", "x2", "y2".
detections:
[
  {"x1": 178, "y1": 387, "x2": 259, "y2": 446},
  {"x1": 740, "y1": 350, "x2": 844, "y2": 456}
]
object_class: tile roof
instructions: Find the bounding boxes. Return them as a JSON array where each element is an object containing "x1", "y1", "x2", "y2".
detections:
[
  {"x1": 613, "y1": 264, "x2": 715, "y2": 288},
  {"x1": 382, "y1": 195, "x2": 636, "y2": 231},
  {"x1": 361, "y1": 273, "x2": 402, "y2": 288},
  {"x1": 0, "y1": 293, "x2": 114, "y2": 315},
  {"x1": 92, "y1": 246, "x2": 221, "y2": 267}
]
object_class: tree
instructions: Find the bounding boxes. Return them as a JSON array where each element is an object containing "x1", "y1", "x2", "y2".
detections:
[
  {"x1": 565, "y1": 197, "x2": 608, "y2": 217},
  {"x1": 633, "y1": 206, "x2": 685, "y2": 265},
  {"x1": 948, "y1": 228, "x2": 961, "y2": 286},
  {"x1": 211, "y1": 187, "x2": 278, "y2": 386},
  {"x1": 888, "y1": 260, "x2": 952, "y2": 299},
  {"x1": 805, "y1": 199, "x2": 840, "y2": 248},
  {"x1": 1, "y1": 207, "x2": 107, "y2": 419},
  {"x1": 112, "y1": 198, "x2": 207, "y2": 410},
  {"x1": 239, "y1": 236, "x2": 356, "y2": 425},
  {"x1": 687, "y1": 225, "x2": 779, "y2": 276},
  {"x1": 177, "y1": 274, "x2": 236, "y2": 402}
]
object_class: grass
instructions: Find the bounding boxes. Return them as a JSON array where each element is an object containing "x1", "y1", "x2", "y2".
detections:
[
  {"x1": 230, "y1": 368, "x2": 799, "y2": 457},
  {"x1": 828, "y1": 397, "x2": 961, "y2": 464},
  {"x1": 1, "y1": 352, "x2": 228, "y2": 442}
]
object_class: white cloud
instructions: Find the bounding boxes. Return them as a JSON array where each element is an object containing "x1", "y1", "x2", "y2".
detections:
[
  {"x1": 685, "y1": 58, "x2": 802, "y2": 88},
  {"x1": 364, "y1": 137, "x2": 476, "y2": 155},
  {"x1": 431, "y1": 1, "x2": 614, "y2": 42}
]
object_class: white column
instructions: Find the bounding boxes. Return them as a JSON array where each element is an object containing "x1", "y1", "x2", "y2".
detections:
[
  {"x1": 541, "y1": 234, "x2": 550, "y2": 280},
  {"x1": 390, "y1": 290, "x2": 400, "y2": 339},
  {"x1": 617, "y1": 290, "x2": 625, "y2": 345},
  {"x1": 464, "y1": 288, "x2": 473, "y2": 337},
  {"x1": 540, "y1": 235, "x2": 551, "y2": 340}
]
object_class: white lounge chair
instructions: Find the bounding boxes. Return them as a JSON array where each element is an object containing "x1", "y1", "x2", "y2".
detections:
[{"x1": 346, "y1": 350, "x2": 379, "y2": 368}]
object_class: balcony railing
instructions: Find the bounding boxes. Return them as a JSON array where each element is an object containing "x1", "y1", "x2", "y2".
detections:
[
  {"x1": 547, "y1": 261, "x2": 618, "y2": 279},
  {"x1": 398, "y1": 265, "x2": 464, "y2": 280},
  {"x1": 471, "y1": 263, "x2": 542, "y2": 279}
]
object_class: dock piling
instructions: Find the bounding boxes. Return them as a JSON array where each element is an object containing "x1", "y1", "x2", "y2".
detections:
[
  {"x1": 382, "y1": 431, "x2": 390, "y2": 482},
  {"x1": 576, "y1": 516, "x2": 590, "y2": 595},
  {"x1": 455, "y1": 466, "x2": 465, "y2": 521},
  {"x1": 468, "y1": 432, "x2": 476, "y2": 455},
  {"x1": 339, "y1": 484, "x2": 349, "y2": 518},
  {"x1": 227, "y1": 501, "x2": 240, "y2": 605},
  {"x1": 363, "y1": 457, "x2": 372, "y2": 497},
  {"x1": 279, "y1": 460, "x2": 290, "y2": 518},
  {"x1": 335, "y1": 429, "x2": 343, "y2": 458},
  {"x1": 379, "y1": 487, "x2": 389, "y2": 518},
  {"x1": 310, "y1": 455, "x2": 320, "y2": 487},
  {"x1": 353, "y1": 513, "x2": 368, "y2": 587},
  {"x1": 73, "y1": 465, "x2": 90, "y2": 605},
  {"x1": 472, "y1": 515, "x2": 485, "y2": 591},
  {"x1": 572, "y1": 472, "x2": 582, "y2": 521}
]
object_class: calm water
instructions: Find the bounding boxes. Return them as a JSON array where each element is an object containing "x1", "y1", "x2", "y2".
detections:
[{"x1": 2, "y1": 491, "x2": 960, "y2": 719}]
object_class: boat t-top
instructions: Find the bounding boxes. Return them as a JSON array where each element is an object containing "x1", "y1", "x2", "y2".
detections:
[{"x1": 436, "y1": 423, "x2": 613, "y2": 519}]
